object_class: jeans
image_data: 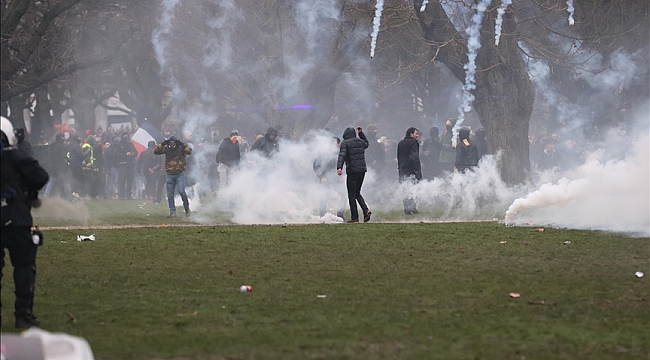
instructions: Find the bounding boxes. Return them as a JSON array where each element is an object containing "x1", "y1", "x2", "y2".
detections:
[
  {"x1": 166, "y1": 172, "x2": 190, "y2": 214},
  {"x1": 346, "y1": 172, "x2": 369, "y2": 221}
]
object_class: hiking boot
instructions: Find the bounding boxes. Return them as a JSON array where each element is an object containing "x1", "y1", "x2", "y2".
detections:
[
  {"x1": 411, "y1": 209, "x2": 419, "y2": 214},
  {"x1": 346, "y1": 219, "x2": 359, "y2": 224},
  {"x1": 16, "y1": 314, "x2": 40, "y2": 329},
  {"x1": 363, "y1": 211, "x2": 372, "y2": 223},
  {"x1": 185, "y1": 210, "x2": 191, "y2": 217},
  {"x1": 167, "y1": 213, "x2": 177, "y2": 218}
]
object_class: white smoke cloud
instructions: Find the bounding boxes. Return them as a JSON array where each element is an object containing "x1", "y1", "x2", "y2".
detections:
[{"x1": 506, "y1": 134, "x2": 649, "y2": 236}]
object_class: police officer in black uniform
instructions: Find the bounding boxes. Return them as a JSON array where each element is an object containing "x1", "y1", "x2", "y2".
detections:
[{"x1": 1, "y1": 117, "x2": 49, "y2": 328}]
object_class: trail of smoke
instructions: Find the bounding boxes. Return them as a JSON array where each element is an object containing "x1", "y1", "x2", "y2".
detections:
[
  {"x1": 454, "y1": 0, "x2": 492, "y2": 138},
  {"x1": 370, "y1": 0, "x2": 385, "y2": 58},
  {"x1": 566, "y1": 0, "x2": 575, "y2": 25},
  {"x1": 152, "y1": 0, "x2": 180, "y2": 78},
  {"x1": 151, "y1": 0, "x2": 182, "y2": 98},
  {"x1": 494, "y1": 0, "x2": 512, "y2": 46},
  {"x1": 420, "y1": 0, "x2": 429, "y2": 13}
]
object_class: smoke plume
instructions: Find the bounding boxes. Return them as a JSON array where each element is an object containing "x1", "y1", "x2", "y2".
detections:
[
  {"x1": 455, "y1": 0, "x2": 493, "y2": 138},
  {"x1": 420, "y1": 0, "x2": 429, "y2": 13},
  {"x1": 494, "y1": 0, "x2": 513, "y2": 46},
  {"x1": 566, "y1": 0, "x2": 575, "y2": 25},
  {"x1": 370, "y1": 0, "x2": 385, "y2": 58}
]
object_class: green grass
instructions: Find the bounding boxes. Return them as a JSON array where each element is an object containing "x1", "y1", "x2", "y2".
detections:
[{"x1": 1, "y1": 222, "x2": 648, "y2": 359}]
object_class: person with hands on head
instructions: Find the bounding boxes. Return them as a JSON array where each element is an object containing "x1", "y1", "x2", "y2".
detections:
[
  {"x1": 154, "y1": 136, "x2": 193, "y2": 218},
  {"x1": 336, "y1": 126, "x2": 371, "y2": 224}
]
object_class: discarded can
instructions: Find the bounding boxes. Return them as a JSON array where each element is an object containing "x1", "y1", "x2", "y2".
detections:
[
  {"x1": 532, "y1": 228, "x2": 544, "y2": 232},
  {"x1": 564, "y1": 241, "x2": 571, "y2": 245},
  {"x1": 500, "y1": 241, "x2": 507, "y2": 244},
  {"x1": 240, "y1": 285, "x2": 253, "y2": 292},
  {"x1": 316, "y1": 295, "x2": 327, "y2": 298},
  {"x1": 635, "y1": 272, "x2": 644, "y2": 278},
  {"x1": 509, "y1": 292, "x2": 521, "y2": 298}
]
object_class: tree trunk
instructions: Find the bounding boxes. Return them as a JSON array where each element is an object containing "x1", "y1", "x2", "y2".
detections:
[
  {"x1": 472, "y1": 8, "x2": 534, "y2": 184},
  {"x1": 416, "y1": 1, "x2": 534, "y2": 184}
]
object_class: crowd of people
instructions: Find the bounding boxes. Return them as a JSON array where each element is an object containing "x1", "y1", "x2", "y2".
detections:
[{"x1": 18, "y1": 117, "x2": 621, "y2": 220}]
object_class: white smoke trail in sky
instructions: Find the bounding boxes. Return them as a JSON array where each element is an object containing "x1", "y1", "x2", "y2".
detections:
[
  {"x1": 370, "y1": 0, "x2": 385, "y2": 58},
  {"x1": 494, "y1": 0, "x2": 512, "y2": 46},
  {"x1": 566, "y1": 0, "x2": 575, "y2": 25},
  {"x1": 505, "y1": 135, "x2": 650, "y2": 236},
  {"x1": 454, "y1": 0, "x2": 492, "y2": 138},
  {"x1": 420, "y1": 0, "x2": 429, "y2": 13},
  {"x1": 151, "y1": 0, "x2": 181, "y2": 96}
]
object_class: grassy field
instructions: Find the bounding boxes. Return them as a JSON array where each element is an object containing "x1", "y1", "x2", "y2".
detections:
[{"x1": 1, "y1": 216, "x2": 648, "y2": 359}]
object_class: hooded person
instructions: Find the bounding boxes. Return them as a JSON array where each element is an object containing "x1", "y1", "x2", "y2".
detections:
[
  {"x1": 251, "y1": 127, "x2": 279, "y2": 157},
  {"x1": 137, "y1": 140, "x2": 159, "y2": 200},
  {"x1": 336, "y1": 126, "x2": 372, "y2": 223},
  {"x1": 454, "y1": 128, "x2": 479, "y2": 173},
  {"x1": 421, "y1": 126, "x2": 443, "y2": 179},
  {"x1": 1, "y1": 116, "x2": 49, "y2": 328},
  {"x1": 154, "y1": 136, "x2": 193, "y2": 217}
]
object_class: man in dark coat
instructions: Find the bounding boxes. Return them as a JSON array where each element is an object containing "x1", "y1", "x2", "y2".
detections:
[
  {"x1": 1, "y1": 117, "x2": 49, "y2": 328},
  {"x1": 454, "y1": 128, "x2": 479, "y2": 173},
  {"x1": 397, "y1": 127, "x2": 422, "y2": 214},
  {"x1": 113, "y1": 132, "x2": 137, "y2": 200},
  {"x1": 336, "y1": 126, "x2": 371, "y2": 223},
  {"x1": 421, "y1": 127, "x2": 443, "y2": 180},
  {"x1": 215, "y1": 130, "x2": 241, "y2": 190},
  {"x1": 251, "y1": 127, "x2": 279, "y2": 157}
]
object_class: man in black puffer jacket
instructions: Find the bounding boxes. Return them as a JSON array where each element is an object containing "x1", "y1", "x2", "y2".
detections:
[
  {"x1": 336, "y1": 126, "x2": 371, "y2": 223},
  {"x1": 397, "y1": 127, "x2": 422, "y2": 214}
]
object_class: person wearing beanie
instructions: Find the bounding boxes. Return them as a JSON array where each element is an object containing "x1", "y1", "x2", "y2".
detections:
[{"x1": 113, "y1": 132, "x2": 137, "y2": 200}]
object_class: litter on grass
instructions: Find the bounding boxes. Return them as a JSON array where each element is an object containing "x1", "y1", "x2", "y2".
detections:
[
  {"x1": 509, "y1": 292, "x2": 521, "y2": 298},
  {"x1": 635, "y1": 271, "x2": 644, "y2": 278},
  {"x1": 532, "y1": 228, "x2": 545, "y2": 232},
  {"x1": 317, "y1": 295, "x2": 327, "y2": 298},
  {"x1": 76, "y1": 234, "x2": 95, "y2": 242},
  {"x1": 564, "y1": 241, "x2": 571, "y2": 245},
  {"x1": 500, "y1": 241, "x2": 507, "y2": 244}
]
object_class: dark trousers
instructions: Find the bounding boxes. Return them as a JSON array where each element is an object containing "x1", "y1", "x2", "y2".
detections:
[
  {"x1": 1, "y1": 227, "x2": 38, "y2": 317},
  {"x1": 346, "y1": 172, "x2": 368, "y2": 221},
  {"x1": 155, "y1": 172, "x2": 167, "y2": 203},
  {"x1": 144, "y1": 173, "x2": 157, "y2": 199},
  {"x1": 117, "y1": 166, "x2": 134, "y2": 199}
]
